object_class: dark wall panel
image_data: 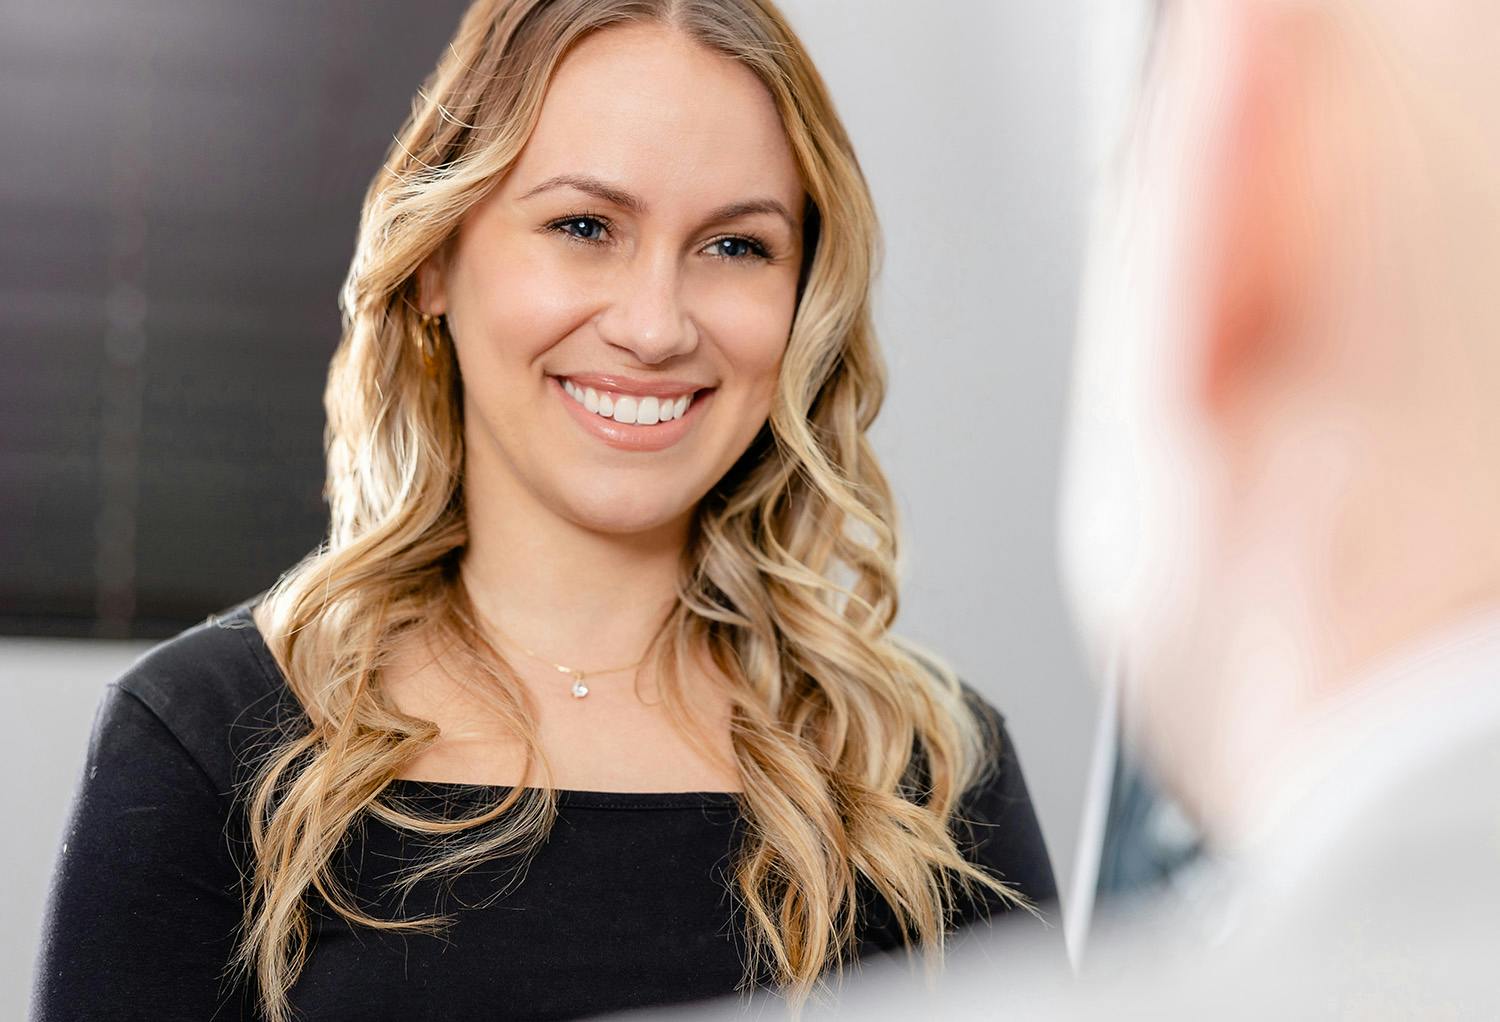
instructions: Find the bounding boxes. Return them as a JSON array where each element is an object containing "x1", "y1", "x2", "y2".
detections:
[{"x1": 1, "y1": 0, "x2": 472, "y2": 637}]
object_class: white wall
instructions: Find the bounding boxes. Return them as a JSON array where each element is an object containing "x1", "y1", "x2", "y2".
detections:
[
  {"x1": 779, "y1": 0, "x2": 1095, "y2": 891},
  {"x1": 3, "y1": 639, "x2": 149, "y2": 1021}
]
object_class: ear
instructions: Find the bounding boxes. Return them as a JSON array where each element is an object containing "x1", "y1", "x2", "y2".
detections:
[
  {"x1": 414, "y1": 251, "x2": 450, "y2": 316},
  {"x1": 1189, "y1": 6, "x2": 1319, "y2": 420}
]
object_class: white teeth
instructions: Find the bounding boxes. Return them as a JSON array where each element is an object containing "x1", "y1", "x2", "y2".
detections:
[{"x1": 561, "y1": 379, "x2": 697, "y2": 426}]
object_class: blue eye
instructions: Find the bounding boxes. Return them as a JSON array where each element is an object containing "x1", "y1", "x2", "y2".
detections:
[
  {"x1": 546, "y1": 215, "x2": 769, "y2": 260},
  {"x1": 706, "y1": 236, "x2": 768, "y2": 260},
  {"x1": 555, "y1": 215, "x2": 608, "y2": 242}
]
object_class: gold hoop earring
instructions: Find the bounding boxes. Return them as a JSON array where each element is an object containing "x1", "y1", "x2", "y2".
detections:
[{"x1": 416, "y1": 312, "x2": 444, "y2": 374}]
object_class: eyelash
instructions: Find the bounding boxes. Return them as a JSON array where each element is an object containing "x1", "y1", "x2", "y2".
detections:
[{"x1": 543, "y1": 212, "x2": 773, "y2": 262}]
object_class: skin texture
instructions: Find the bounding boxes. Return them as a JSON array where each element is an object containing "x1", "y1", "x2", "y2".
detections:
[
  {"x1": 1059, "y1": 0, "x2": 1500, "y2": 841},
  {"x1": 393, "y1": 23, "x2": 807, "y2": 791}
]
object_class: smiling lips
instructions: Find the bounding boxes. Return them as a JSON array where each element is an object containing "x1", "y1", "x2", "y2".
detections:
[
  {"x1": 562, "y1": 379, "x2": 695, "y2": 425},
  {"x1": 552, "y1": 373, "x2": 712, "y2": 452}
]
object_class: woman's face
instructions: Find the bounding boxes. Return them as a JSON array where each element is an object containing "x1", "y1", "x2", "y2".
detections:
[{"x1": 421, "y1": 23, "x2": 806, "y2": 538}]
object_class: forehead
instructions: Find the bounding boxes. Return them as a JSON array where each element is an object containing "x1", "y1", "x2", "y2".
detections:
[{"x1": 503, "y1": 22, "x2": 803, "y2": 209}]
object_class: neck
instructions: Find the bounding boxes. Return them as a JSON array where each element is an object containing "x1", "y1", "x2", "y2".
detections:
[
  {"x1": 1212, "y1": 595, "x2": 1500, "y2": 864},
  {"x1": 459, "y1": 470, "x2": 691, "y2": 671},
  {"x1": 1196, "y1": 470, "x2": 1500, "y2": 846}
]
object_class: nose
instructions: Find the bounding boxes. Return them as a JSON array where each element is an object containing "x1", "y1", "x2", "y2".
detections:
[{"x1": 594, "y1": 250, "x2": 699, "y2": 364}]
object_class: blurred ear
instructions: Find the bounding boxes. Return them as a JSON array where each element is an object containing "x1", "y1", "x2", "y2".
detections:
[
  {"x1": 414, "y1": 252, "x2": 449, "y2": 316},
  {"x1": 1191, "y1": 7, "x2": 1318, "y2": 421}
]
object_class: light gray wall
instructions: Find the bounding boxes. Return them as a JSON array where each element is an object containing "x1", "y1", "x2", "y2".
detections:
[
  {"x1": 779, "y1": 0, "x2": 1096, "y2": 890},
  {"x1": 5, "y1": 2, "x2": 1098, "y2": 1012},
  {"x1": 4, "y1": 640, "x2": 149, "y2": 1020}
]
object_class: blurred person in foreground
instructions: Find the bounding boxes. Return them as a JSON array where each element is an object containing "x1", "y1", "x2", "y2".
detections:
[
  {"x1": 1056, "y1": 0, "x2": 1500, "y2": 1013},
  {"x1": 717, "y1": 0, "x2": 1500, "y2": 1017}
]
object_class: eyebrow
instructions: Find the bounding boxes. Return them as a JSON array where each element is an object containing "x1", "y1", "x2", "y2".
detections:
[{"x1": 517, "y1": 173, "x2": 798, "y2": 230}]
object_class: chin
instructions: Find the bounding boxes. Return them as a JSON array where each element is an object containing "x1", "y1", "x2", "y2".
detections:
[{"x1": 559, "y1": 485, "x2": 698, "y2": 537}]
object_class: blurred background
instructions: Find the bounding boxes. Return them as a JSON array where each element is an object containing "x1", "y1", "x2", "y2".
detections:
[{"x1": 2, "y1": 1, "x2": 1145, "y2": 1012}]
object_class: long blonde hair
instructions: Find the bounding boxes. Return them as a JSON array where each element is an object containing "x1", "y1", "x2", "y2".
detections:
[{"x1": 240, "y1": 1, "x2": 1022, "y2": 1017}]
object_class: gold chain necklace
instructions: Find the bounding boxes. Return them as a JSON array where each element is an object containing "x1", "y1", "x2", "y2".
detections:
[{"x1": 483, "y1": 617, "x2": 645, "y2": 699}]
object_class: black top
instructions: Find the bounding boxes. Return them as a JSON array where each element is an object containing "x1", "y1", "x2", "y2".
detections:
[{"x1": 32, "y1": 601, "x2": 1057, "y2": 1021}]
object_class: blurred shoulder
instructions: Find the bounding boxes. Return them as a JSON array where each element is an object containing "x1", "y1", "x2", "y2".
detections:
[{"x1": 112, "y1": 595, "x2": 300, "y2": 792}]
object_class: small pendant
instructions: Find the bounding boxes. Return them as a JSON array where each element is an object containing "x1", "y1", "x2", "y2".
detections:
[{"x1": 571, "y1": 675, "x2": 589, "y2": 698}]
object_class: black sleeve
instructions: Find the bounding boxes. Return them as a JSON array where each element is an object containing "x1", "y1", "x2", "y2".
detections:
[
  {"x1": 31, "y1": 683, "x2": 257, "y2": 1022},
  {"x1": 854, "y1": 689, "x2": 1059, "y2": 956},
  {"x1": 951, "y1": 705, "x2": 1059, "y2": 919}
]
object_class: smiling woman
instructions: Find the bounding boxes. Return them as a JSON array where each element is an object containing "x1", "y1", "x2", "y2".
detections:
[{"x1": 33, "y1": 2, "x2": 1057, "y2": 1020}]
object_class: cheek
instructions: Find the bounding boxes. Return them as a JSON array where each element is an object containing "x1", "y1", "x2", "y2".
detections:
[
  {"x1": 449, "y1": 240, "x2": 601, "y2": 366},
  {"x1": 699, "y1": 277, "x2": 797, "y2": 402}
]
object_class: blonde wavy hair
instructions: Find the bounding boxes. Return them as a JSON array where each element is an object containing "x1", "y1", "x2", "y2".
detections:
[{"x1": 240, "y1": 0, "x2": 1023, "y2": 1018}]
